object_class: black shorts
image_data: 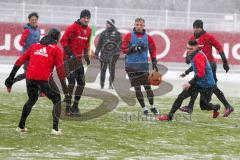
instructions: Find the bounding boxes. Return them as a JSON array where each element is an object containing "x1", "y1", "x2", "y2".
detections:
[
  {"x1": 67, "y1": 66, "x2": 85, "y2": 86},
  {"x1": 26, "y1": 79, "x2": 60, "y2": 100},
  {"x1": 127, "y1": 72, "x2": 149, "y2": 87}
]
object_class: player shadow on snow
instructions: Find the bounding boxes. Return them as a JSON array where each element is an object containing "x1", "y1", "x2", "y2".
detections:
[{"x1": 49, "y1": 58, "x2": 173, "y2": 121}]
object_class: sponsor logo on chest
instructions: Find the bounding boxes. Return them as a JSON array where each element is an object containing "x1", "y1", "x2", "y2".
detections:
[
  {"x1": 34, "y1": 47, "x2": 48, "y2": 57},
  {"x1": 77, "y1": 29, "x2": 88, "y2": 40},
  {"x1": 77, "y1": 35, "x2": 88, "y2": 40}
]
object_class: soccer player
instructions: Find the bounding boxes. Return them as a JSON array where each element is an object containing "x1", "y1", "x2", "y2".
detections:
[
  {"x1": 122, "y1": 17, "x2": 159, "y2": 116},
  {"x1": 13, "y1": 12, "x2": 40, "y2": 84},
  {"x1": 95, "y1": 19, "x2": 122, "y2": 89},
  {"x1": 5, "y1": 28, "x2": 68, "y2": 135},
  {"x1": 158, "y1": 40, "x2": 220, "y2": 121},
  {"x1": 179, "y1": 20, "x2": 234, "y2": 117},
  {"x1": 60, "y1": 9, "x2": 92, "y2": 115}
]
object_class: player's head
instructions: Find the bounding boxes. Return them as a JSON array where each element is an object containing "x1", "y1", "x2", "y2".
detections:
[
  {"x1": 193, "y1": 19, "x2": 203, "y2": 34},
  {"x1": 40, "y1": 28, "x2": 60, "y2": 45},
  {"x1": 48, "y1": 28, "x2": 61, "y2": 42},
  {"x1": 186, "y1": 40, "x2": 198, "y2": 64},
  {"x1": 80, "y1": 9, "x2": 91, "y2": 27},
  {"x1": 106, "y1": 19, "x2": 115, "y2": 29},
  {"x1": 186, "y1": 40, "x2": 198, "y2": 54},
  {"x1": 28, "y1": 12, "x2": 39, "y2": 28},
  {"x1": 134, "y1": 17, "x2": 145, "y2": 33}
]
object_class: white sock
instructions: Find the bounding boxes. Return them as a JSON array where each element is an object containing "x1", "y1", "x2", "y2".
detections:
[{"x1": 143, "y1": 107, "x2": 148, "y2": 111}]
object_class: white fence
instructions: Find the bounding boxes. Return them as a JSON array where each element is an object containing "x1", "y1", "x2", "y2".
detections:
[{"x1": 0, "y1": 2, "x2": 239, "y2": 32}]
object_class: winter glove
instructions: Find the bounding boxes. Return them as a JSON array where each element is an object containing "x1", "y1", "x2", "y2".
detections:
[
  {"x1": 152, "y1": 58, "x2": 158, "y2": 72},
  {"x1": 60, "y1": 79, "x2": 71, "y2": 113},
  {"x1": 64, "y1": 46, "x2": 76, "y2": 59},
  {"x1": 129, "y1": 43, "x2": 147, "y2": 53},
  {"x1": 136, "y1": 42, "x2": 147, "y2": 53},
  {"x1": 223, "y1": 62, "x2": 229, "y2": 73},
  {"x1": 219, "y1": 52, "x2": 229, "y2": 73},
  {"x1": 180, "y1": 67, "x2": 193, "y2": 78},
  {"x1": 84, "y1": 48, "x2": 90, "y2": 66},
  {"x1": 94, "y1": 52, "x2": 100, "y2": 59},
  {"x1": 185, "y1": 54, "x2": 192, "y2": 64},
  {"x1": 5, "y1": 65, "x2": 20, "y2": 92},
  {"x1": 179, "y1": 73, "x2": 186, "y2": 78}
]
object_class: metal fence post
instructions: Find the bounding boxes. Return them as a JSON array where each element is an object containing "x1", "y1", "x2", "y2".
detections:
[
  {"x1": 165, "y1": 9, "x2": 168, "y2": 29},
  {"x1": 187, "y1": 0, "x2": 192, "y2": 29},
  {"x1": 22, "y1": 0, "x2": 25, "y2": 23},
  {"x1": 234, "y1": 12, "x2": 238, "y2": 32},
  {"x1": 94, "y1": 6, "x2": 98, "y2": 26}
]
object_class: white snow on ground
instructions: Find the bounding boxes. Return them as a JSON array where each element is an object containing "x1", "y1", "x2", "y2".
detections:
[{"x1": 0, "y1": 62, "x2": 239, "y2": 97}]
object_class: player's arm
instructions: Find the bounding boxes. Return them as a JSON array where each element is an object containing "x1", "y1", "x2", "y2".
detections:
[
  {"x1": 5, "y1": 46, "x2": 32, "y2": 91},
  {"x1": 148, "y1": 35, "x2": 158, "y2": 71},
  {"x1": 19, "y1": 29, "x2": 30, "y2": 47},
  {"x1": 180, "y1": 67, "x2": 193, "y2": 78},
  {"x1": 54, "y1": 47, "x2": 68, "y2": 96},
  {"x1": 121, "y1": 33, "x2": 133, "y2": 54},
  {"x1": 95, "y1": 32, "x2": 104, "y2": 58},
  {"x1": 60, "y1": 25, "x2": 75, "y2": 58},
  {"x1": 209, "y1": 35, "x2": 229, "y2": 72},
  {"x1": 117, "y1": 31, "x2": 122, "y2": 51},
  {"x1": 83, "y1": 28, "x2": 91, "y2": 65},
  {"x1": 189, "y1": 54, "x2": 206, "y2": 86}
]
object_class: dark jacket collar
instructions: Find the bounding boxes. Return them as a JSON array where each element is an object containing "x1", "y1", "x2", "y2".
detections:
[
  {"x1": 25, "y1": 23, "x2": 38, "y2": 29},
  {"x1": 75, "y1": 19, "x2": 88, "y2": 28},
  {"x1": 133, "y1": 28, "x2": 146, "y2": 35},
  {"x1": 194, "y1": 30, "x2": 206, "y2": 39}
]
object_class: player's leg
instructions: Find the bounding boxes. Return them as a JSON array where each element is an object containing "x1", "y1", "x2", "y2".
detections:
[
  {"x1": 67, "y1": 71, "x2": 76, "y2": 107},
  {"x1": 199, "y1": 87, "x2": 220, "y2": 118},
  {"x1": 17, "y1": 80, "x2": 39, "y2": 131},
  {"x1": 133, "y1": 85, "x2": 148, "y2": 115},
  {"x1": 179, "y1": 87, "x2": 198, "y2": 113},
  {"x1": 144, "y1": 85, "x2": 159, "y2": 115},
  {"x1": 210, "y1": 62, "x2": 234, "y2": 116},
  {"x1": 158, "y1": 88, "x2": 192, "y2": 121},
  {"x1": 109, "y1": 54, "x2": 119, "y2": 89},
  {"x1": 100, "y1": 61, "x2": 108, "y2": 89},
  {"x1": 39, "y1": 81, "x2": 62, "y2": 134},
  {"x1": 72, "y1": 66, "x2": 85, "y2": 115}
]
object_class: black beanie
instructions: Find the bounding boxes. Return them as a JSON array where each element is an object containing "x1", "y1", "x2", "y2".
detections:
[
  {"x1": 193, "y1": 19, "x2": 203, "y2": 28},
  {"x1": 80, "y1": 9, "x2": 91, "y2": 18},
  {"x1": 48, "y1": 28, "x2": 60, "y2": 41},
  {"x1": 40, "y1": 28, "x2": 60, "y2": 45},
  {"x1": 106, "y1": 19, "x2": 115, "y2": 26}
]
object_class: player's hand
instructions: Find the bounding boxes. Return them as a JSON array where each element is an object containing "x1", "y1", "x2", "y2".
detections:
[
  {"x1": 223, "y1": 62, "x2": 229, "y2": 73},
  {"x1": 5, "y1": 77, "x2": 13, "y2": 93},
  {"x1": 130, "y1": 43, "x2": 147, "y2": 53},
  {"x1": 84, "y1": 54, "x2": 90, "y2": 66},
  {"x1": 183, "y1": 82, "x2": 191, "y2": 90},
  {"x1": 152, "y1": 63, "x2": 158, "y2": 72},
  {"x1": 94, "y1": 54, "x2": 100, "y2": 60},
  {"x1": 136, "y1": 43, "x2": 147, "y2": 53},
  {"x1": 179, "y1": 73, "x2": 186, "y2": 78}
]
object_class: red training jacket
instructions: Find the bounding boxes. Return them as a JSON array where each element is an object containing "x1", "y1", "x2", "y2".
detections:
[
  {"x1": 15, "y1": 43, "x2": 65, "y2": 81},
  {"x1": 60, "y1": 22, "x2": 91, "y2": 59},
  {"x1": 193, "y1": 53, "x2": 207, "y2": 78},
  {"x1": 122, "y1": 31, "x2": 157, "y2": 59},
  {"x1": 190, "y1": 32, "x2": 223, "y2": 62},
  {"x1": 19, "y1": 29, "x2": 30, "y2": 47}
]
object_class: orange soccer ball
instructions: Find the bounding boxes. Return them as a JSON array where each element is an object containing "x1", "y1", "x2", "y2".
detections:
[{"x1": 148, "y1": 71, "x2": 162, "y2": 86}]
